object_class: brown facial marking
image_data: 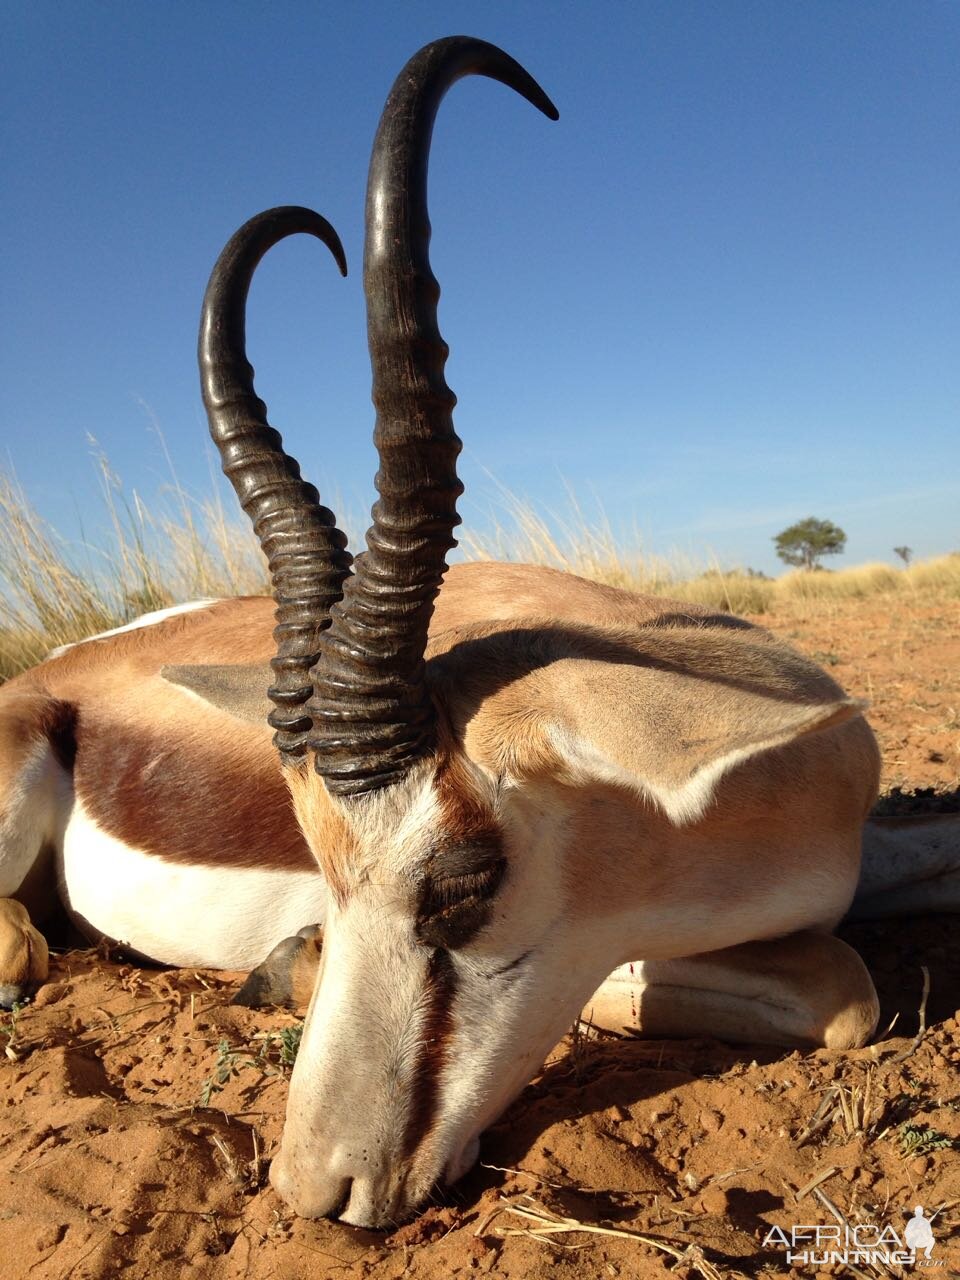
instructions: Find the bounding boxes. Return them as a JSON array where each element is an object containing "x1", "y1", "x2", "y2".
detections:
[
  {"x1": 415, "y1": 855, "x2": 505, "y2": 950},
  {"x1": 74, "y1": 719, "x2": 313, "y2": 872},
  {"x1": 286, "y1": 765, "x2": 357, "y2": 906},
  {"x1": 432, "y1": 752, "x2": 495, "y2": 843},
  {"x1": 415, "y1": 753, "x2": 505, "y2": 949},
  {"x1": 400, "y1": 947, "x2": 458, "y2": 1163}
]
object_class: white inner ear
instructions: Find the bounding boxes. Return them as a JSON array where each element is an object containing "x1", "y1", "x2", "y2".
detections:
[
  {"x1": 548, "y1": 724, "x2": 767, "y2": 825},
  {"x1": 548, "y1": 698, "x2": 862, "y2": 827}
]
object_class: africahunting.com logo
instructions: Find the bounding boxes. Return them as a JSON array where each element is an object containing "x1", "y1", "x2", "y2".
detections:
[{"x1": 762, "y1": 1205, "x2": 942, "y2": 1268}]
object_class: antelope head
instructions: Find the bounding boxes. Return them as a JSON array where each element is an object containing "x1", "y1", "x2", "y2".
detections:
[
  {"x1": 198, "y1": 37, "x2": 862, "y2": 1227},
  {"x1": 199, "y1": 36, "x2": 570, "y2": 1227}
]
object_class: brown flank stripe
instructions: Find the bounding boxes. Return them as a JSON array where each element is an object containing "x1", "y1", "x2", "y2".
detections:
[{"x1": 74, "y1": 717, "x2": 314, "y2": 872}]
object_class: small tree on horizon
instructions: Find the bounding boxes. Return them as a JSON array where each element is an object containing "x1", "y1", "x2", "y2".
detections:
[
  {"x1": 893, "y1": 545, "x2": 913, "y2": 566},
  {"x1": 773, "y1": 517, "x2": 847, "y2": 571}
]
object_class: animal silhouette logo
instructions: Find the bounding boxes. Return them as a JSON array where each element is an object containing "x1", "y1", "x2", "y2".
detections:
[
  {"x1": 904, "y1": 1206, "x2": 936, "y2": 1261},
  {"x1": 762, "y1": 1202, "x2": 943, "y2": 1267}
]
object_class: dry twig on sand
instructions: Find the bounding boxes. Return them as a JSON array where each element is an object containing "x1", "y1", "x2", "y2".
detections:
[
  {"x1": 475, "y1": 1193, "x2": 727, "y2": 1279},
  {"x1": 888, "y1": 965, "x2": 931, "y2": 1065}
]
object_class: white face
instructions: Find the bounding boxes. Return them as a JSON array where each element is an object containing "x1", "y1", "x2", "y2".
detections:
[{"x1": 270, "y1": 762, "x2": 622, "y2": 1228}]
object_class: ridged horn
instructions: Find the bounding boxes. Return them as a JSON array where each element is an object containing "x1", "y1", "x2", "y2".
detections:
[
  {"x1": 307, "y1": 37, "x2": 558, "y2": 795},
  {"x1": 199, "y1": 206, "x2": 353, "y2": 761}
]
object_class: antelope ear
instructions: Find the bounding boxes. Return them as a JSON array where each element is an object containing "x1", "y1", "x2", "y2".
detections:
[
  {"x1": 505, "y1": 629, "x2": 867, "y2": 826},
  {"x1": 161, "y1": 664, "x2": 275, "y2": 726}
]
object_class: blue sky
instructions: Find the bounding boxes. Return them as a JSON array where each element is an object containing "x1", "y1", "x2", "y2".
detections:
[{"x1": 4, "y1": 1, "x2": 959, "y2": 578}]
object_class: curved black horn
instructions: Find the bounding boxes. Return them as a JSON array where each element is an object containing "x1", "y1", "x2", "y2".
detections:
[
  {"x1": 200, "y1": 206, "x2": 353, "y2": 761},
  {"x1": 307, "y1": 37, "x2": 558, "y2": 795}
]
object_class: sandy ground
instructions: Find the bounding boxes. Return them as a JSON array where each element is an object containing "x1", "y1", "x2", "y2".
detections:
[{"x1": 1, "y1": 591, "x2": 958, "y2": 1280}]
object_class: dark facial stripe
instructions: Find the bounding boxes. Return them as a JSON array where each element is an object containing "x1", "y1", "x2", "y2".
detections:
[{"x1": 400, "y1": 948, "x2": 458, "y2": 1162}]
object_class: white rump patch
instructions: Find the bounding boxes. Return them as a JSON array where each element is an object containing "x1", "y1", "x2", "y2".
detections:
[
  {"x1": 61, "y1": 800, "x2": 327, "y2": 970},
  {"x1": 45, "y1": 600, "x2": 219, "y2": 660}
]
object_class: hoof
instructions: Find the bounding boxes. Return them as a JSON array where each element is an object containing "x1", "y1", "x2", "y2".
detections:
[
  {"x1": 0, "y1": 900, "x2": 49, "y2": 1009},
  {"x1": 232, "y1": 925, "x2": 322, "y2": 1009}
]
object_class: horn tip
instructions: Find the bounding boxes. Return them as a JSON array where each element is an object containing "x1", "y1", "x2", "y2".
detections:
[{"x1": 331, "y1": 237, "x2": 349, "y2": 277}]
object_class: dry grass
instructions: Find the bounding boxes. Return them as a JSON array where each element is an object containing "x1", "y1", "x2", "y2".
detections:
[
  {"x1": 463, "y1": 485, "x2": 960, "y2": 613},
  {"x1": 1, "y1": 458, "x2": 957, "y2": 683},
  {"x1": 777, "y1": 557, "x2": 960, "y2": 601},
  {"x1": 462, "y1": 484, "x2": 777, "y2": 612},
  {"x1": 0, "y1": 457, "x2": 267, "y2": 680},
  {"x1": 476, "y1": 1193, "x2": 726, "y2": 1278}
]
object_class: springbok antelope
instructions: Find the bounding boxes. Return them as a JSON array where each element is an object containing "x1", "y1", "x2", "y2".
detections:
[{"x1": 0, "y1": 36, "x2": 957, "y2": 1228}]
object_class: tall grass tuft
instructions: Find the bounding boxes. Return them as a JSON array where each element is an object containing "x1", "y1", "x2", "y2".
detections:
[
  {"x1": 777, "y1": 561, "x2": 902, "y2": 601},
  {"x1": 0, "y1": 458, "x2": 266, "y2": 680},
  {"x1": 902, "y1": 552, "x2": 960, "y2": 593},
  {"x1": 464, "y1": 486, "x2": 960, "y2": 611},
  {"x1": 462, "y1": 485, "x2": 777, "y2": 613},
  {"x1": 776, "y1": 554, "x2": 960, "y2": 602}
]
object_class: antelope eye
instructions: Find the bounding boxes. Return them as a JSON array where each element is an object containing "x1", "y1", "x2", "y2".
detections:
[{"x1": 415, "y1": 858, "x2": 506, "y2": 950}]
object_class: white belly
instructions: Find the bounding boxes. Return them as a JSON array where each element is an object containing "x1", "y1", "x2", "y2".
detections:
[{"x1": 61, "y1": 800, "x2": 327, "y2": 969}]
